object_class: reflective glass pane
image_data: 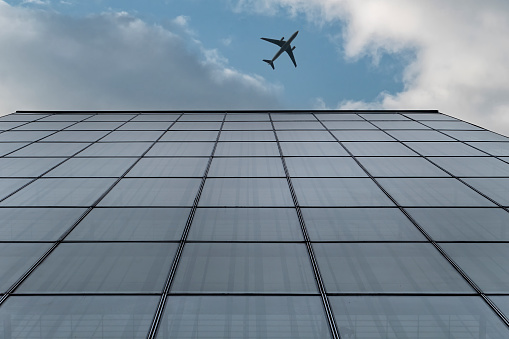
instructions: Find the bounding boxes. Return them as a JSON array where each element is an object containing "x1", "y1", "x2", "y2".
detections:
[
  {"x1": 372, "y1": 121, "x2": 429, "y2": 129},
  {"x1": 271, "y1": 113, "x2": 316, "y2": 120},
  {"x1": 404, "y1": 142, "x2": 486, "y2": 156},
  {"x1": 0, "y1": 131, "x2": 54, "y2": 142},
  {"x1": 332, "y1": 130, "x2": 394, "y2": 141},
  {"x1": 77, "y1": 142, "x2": 152, "y2": 156},
  {"x1": 358, "y1": 157, "x2": 448, "y2": 177},
  {"x1": 276, "y1": 130, "x2": 335, "y2": 141},
  {"x1": 157, "y1": 296, "x2": 330, "y2": 339},
  {"x1": 66, "y1": 121, "x2": 124, "y2": 130},
  {"x1": 199, "y1": 178, "x2": 294, "y2": 206},
  {"x1": 386, "y1": 129, "x2": 454, "y2": 141},
  {"x1": 314, "y1": 243, "x2": 473, "y2": 292},
  {"x1": 0, "y1": 179, "x2": 31, "y2": 200},
  {"x1": 161, "y1": 130, "x2": 218, "y2": 141},
  {"x1": 40, "y1": 114, "x2": 92, "y2": 121},
  {"x1": 343, "y1": 142, "x2": 417, "y2": 156},
  {"x1": 179, "y1": 114, "x2": 224, "y2": 121},
  {"x1": 273, "y1": 121, "x2": 324, "y2": 129},
  {"x1": 0, "y1": 114, "x2": 47, "y2": 121},
  {"x1": 1, "y1": 178, "x2": 115, "y2": 206},
  {"x1": 171, "y1": 243, "x2": 316, "y2": 293},
  {"x1": 467, "y1": 142, "x2": 509, "y2": 156},
  {"x1": 127, "y1": 158, "x2": 208, "y2": 177},
  {"x1": 222, "y1": 121, "x2": 273, "y2": 130},
  {"x1": 302, "y1": 208, "x2": 424, "y2": 241},
  {"x1": 422, "y1": 120, "x2": 483, "y2": 130},
  {"x1": 67, "y1": 207, "x2": 189, "y2": 241},
  {"x1": 315, "y1": 113, "x2": 362, "y2": 120},
  {"x1": 441, "y1": 243, "x2": 509, "y2": 293},
  {"x1": 0, "y1": 158, "x2": 63, "y2": 177},
  {"x1": 171, "y1": 122, "x2": 222, "y2": 130},
  {"x1": 360, "y1": 113, "x2": 409, "y2": 120},
  {"x1": 86, "y1": 114, "x2": 135, "y2": 121},
  {"x1": 132, "y1": 114, "x2": 179, "y2": 121},
  {"x1": 46, "y1": 158, "x2": 136, "y2": 177},
  {"x1": 99, "y1": 178, "x2": 201, "y2": 206},
  {"x1": 0, "y1": 243, "x2": 50, "y2": 291},
  {"x1": 7, "y1": 142, "x2": 90, "y2": 157},
  {"x1": 219, "y1": 130, "x2": 275, "y2": 141},
  {"x1": 42, "y1": 130, "x2": 108, "y2": 142},
  {"x1": 215, "y1": 142, "x2": 279, "y2": 156},
  {"x1": 443, "y1": 130, "x2": 509, "y2": 141},
  {"x1": 117, "y1": 122, "x2": 172, "y2": 130},
  {"x1": 225, "y1": 113, "x2": 270, "y2": 121},
  {"x1": 330, "y1": 296, "x2": 509, "y2": 339},
  {"x1": 101, "y1": 130, "x2": 164, "y2": 141},
  {"x1": 0, "y1": 208, "x2": 86, "y2": 241},
  {"x1": 208, "y1": 157, "x2": 285, "y2": 177},
  {"x1": 285, "y1": 157, "x2": 367, "y2": 177},
  {"x1": 406, "y1": 207, "x2": 509, "y2": 241},
  {"x1": 0, "y1": 143, "x2": 27, "y2": 156},
  {"x1": 378, "y1": 178, "x2": 494, "y2": 206},
  {"x1": 491, "y1": 296, "x2": 509, "y2": 321},
  {"x1": 429, "y1": 157, "x2": 509, "y2": 177},
  {"x1": 293, "y1": 178, "x2": 394, "y2": 206},
  {"x1": 18, "y1": 243, "x2": 178, "y2": 293},
  {"x1": 0, "y1": 295, "x2": 158, "y2": 339},
  {"x1": 463, "y1": 178, "x2": 509, "y2": 205},
  {"x1": 146, "y1": 142, "x2": 214, "y2": 156},
  {"x1": 322, "y1": 121, "x2": 376, "y2": 129},
  {"x1": 280, "y1": 142, "x2": 348, "y2": 156},
  {"x1": 14, "y1": 121, "x2": 75, "y2": 130},
  {"x1": 188, "y1": 207, "x2": 302, "y2": 241},
  {"x1": 404, "y1": 113, "x2": 457, "y2": 120}
]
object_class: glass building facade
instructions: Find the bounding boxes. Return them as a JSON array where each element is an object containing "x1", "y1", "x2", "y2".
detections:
[{"x1": 0, "y1": 110, "x2": 508, "y2": 338}]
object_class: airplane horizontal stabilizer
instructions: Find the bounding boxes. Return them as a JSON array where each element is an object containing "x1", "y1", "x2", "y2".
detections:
[{"x1": 263, "y1": 59, "x2": 275, "y2": 70}]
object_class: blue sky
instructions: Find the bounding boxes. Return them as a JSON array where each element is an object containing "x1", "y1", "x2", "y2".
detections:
[{"x1": 1, "y1": 0, "x2": 509, "y2": 135}]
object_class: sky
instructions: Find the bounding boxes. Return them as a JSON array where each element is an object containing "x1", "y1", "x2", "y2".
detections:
[{"x1": 1, "y1": 0, "x2": 509, "y2": 135}]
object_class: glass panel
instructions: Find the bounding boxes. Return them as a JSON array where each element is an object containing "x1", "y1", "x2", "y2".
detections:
[
  {"x1": 0, "y1": 295, "x2": 158, "y2": 339},
  {"x1": 330, "y1": 296, "x2": 509, "y2": 339},
  {"x1": 406, "y1": 207, "x2": 509, "y2": 241},
  {"x1": 285, "y1": 157, "x2": 367, "y2": 177},
  {"x1": 18, "y1": 243, "x2": 178, "y2": 293},
  {"x1": 273, "y1": 121, "x2": 324, "y2": 129},
  {"x1": 443, "y1": 130, "x2": 509, "y2": 141},
  {"x1": 0, "y1": 158, "x2": 63, "y2": 177},
  {"x1": 271, "y1": 113, "x2": 316, "y2": 120},
  {"x1": 100, "y1": 130, "x2": 164, "y2": 141},
  {"x1": 99, "y1": 178, "x2": 201, "y2": 206},
  {"x1": 276, "y1": 130, "x2": 335, "y2": 141},
  {"x1": 322, "y1": 121, "x2": 376, "y2": 129},
  {"x1": 360, "y1": 113, "x2": 409, "y2": 120},
  {"x1": 219, "y1": 130, "x2": 275, "y2": 141},
  {"x1": 280, "y1": 142, "x2": 348, "y2": 156},
  {"x1": 358, "y1": 157, "x2": 448, "y2": 177},
  {"x1": 378, "y1": 178, "x2": 494, "y2": 206},
  {"x1": 215, "y1": 142, "x2": 279, "y2": 156},
  {"x1": 441, "y1": 243, "x2": 509, "y2": 293},
  {"x1": 314, "y1": 243, "x2": 473, "y2": 292},
  {"x1": 7, "y1": 142, "x2": 90, "y2": 157},
  {"x1": 85, "y1": 114, "x2": 135, "y2": 121},
  {"x1": 171, "y1": 122, "x2": 222, "y2": 130},
  {"x1": 343, "y1": 142, "x2": 417, "y2": 156},
  {"x1": 146, "y1": 142, "x2": 214, "y2": 156},
  {"x1": 188, "y1": 207, "x2": 303, "y2": 241},
  {"x1": 40, "y1": 114, "x2": 92, "y2": 121},
  {"x1": 0, "y1": 131, "x2": 54, "y2": 142},
  {"x1": 171, "y1": 243, "x2": 316, "y2": 293},
  {"x1": 467, "y1": 142, "x2": 509, "y2": 156},
  {"x1": 199, "y1": 178, "x2": 294, "y2": 206},
  {"x1": 0, "y1": 243, "x2": 50, "y2": 291},
  {"x1": 179, "y1": 113, "x2": 224, "y2": 121},
  {"x1": 1, "y1": 178, "x2": 115, "y2": 206},
  {"x1": 14, "y1": 121, "x2": 75, "y2": 130},
  {"x1": 66, "y1": 121, "x2": 124, "y2": 130},
  {"x1": 387, "y1": 129, "x2": 454, "y2": 141},
  {"x1": 0, "y1": 208, "x2": 86, "y2": 241},
  {"x1": 117, "y1": 122, "x2": 172, "y2": 130},
  {"x1": 332, "y1": 130, "x2": 394, "y2": 141},
  {"x1": 208, "y1": 157, "x2": 285, "y2": 177},
  {"x1": 225, "y1": 113, "x2": 270, "y2": 121},
  {"x1": 132, "y1": 114, "x2": 179, "y2": 121},
  {"x1": 403, "y1": 113, "x2": 457, "y2": 120},
  {"x1": 161, "y1": 130, "x2": 218, "y2": 141},
  {"x1": 302, "y1": 208, "x2": 424, "y2": 241},
  {"x1": 222, "y1": 121, "x2": 273, "y2": 130},
  {"x1": 372, "y1": 121, "x2": 429, "y2": 129},
  {"x1": 404, "y1": 142, "x2": 486, "y2": 156},
  {"x1": 127, "y1": 158, "x2": 208, "y2": 177},
  {"x1": 45, "y1": 158, "x2": 136, "y2": 177},
  {"x1": 0, "y1": 179, "x2": 31, "y2": 200},
  {"x1": 42, "y1": 130, "x2": 108, "y2": 142},
  {"x1": 76, "y1": 142, "x2": 152, "y2": 156},
  {"x1": 422, "y1": 120, "x2": 483, "y2": 130},
  {"x1": 491, "y1": 296, "x2": 509, "y2": 321},
  {"x1": 292, "y1": 178, "x2": 394, "y2": 206},
  {"x1": 0, "y1": 143, "x2": 28, "y2": 156},
  {"x1": 463, "y1": 178, "x2": 509, "y2": 205},
  {"x1": 0, "y1": 114, "x2": 48, "y2": 121},
  {"x1": 67, "y1": 207, "x2": 189, "y2": 241},
  {"x1": 315, "y1": 113, "x2": 362, "y2": 120},
  {"x1": 157, "y1": 296, "x2": 330, "y2": 339},
  {"x1": 429, "y1": 157, "x2": 509, "y2": 177}
]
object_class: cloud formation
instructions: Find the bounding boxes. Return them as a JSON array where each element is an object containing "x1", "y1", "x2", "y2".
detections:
[
  {"x1": 236, "y1": 0, "x2": 509, "y2": 135},
  {"x1": 0, "y1": 1, "x2": 281, "y2": 115}
]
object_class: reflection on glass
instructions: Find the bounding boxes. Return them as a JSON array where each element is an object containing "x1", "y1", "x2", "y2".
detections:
[
  {"x1": 7, "y1": 142, "x2": 90, "y2": 156},
  {"x1": 0, "y1": 131, "x2": 54, "y2": 142},
  {"x1": 0, "y1": 143, "x2": 28, "y2": 156},
  {"x1": 127, "y1": 158, "x2": 208, "y2": 177},
  {"x1": 443, "y1": 130, "x2": 509, "y2": 141},
  {"x1": 219, "y1": 130, "x2": 275, "y2": 141},
  {"x1": 42, "y1": 130, "x2": 108, "y2": 142},
  {"x1": 0, "y1": 179, "x2": 31, "y2": 200},
  {"x1": 404, "y1": 142, "x2": 485, "y2": 156},
  {"x1": 277, "y1": 130, "x2": 335, "y2": 141},
  {"x1": 360, "y1": 113, "x2": 409, "y2": 120},
  {"x1": 422, "y1": 120, "x2": 482, "y2": 130},
  {"x1": 358, "y1": 157, "x2": 448, "y2": 177},
  {"x1": 463, "y1": 178, "x2": 509, "y2": 205},
  {"x1": 146, "y1": 142, "x2": 215, "y2": 156},
  {"x1": 466, "y1": 142, "x2": 509, "y2": 156},
  {"x1": 343, "y1": 142, "x2": 417, "y2": 156},
  {"x1": 286, "y1": 157, "x2": 367, "y2": 177},
  {"x1": 429, "y1": 157, "x2": 509, "y2": 177},
  {"x1": 66, "y1": 121, "x2": 124, "y2": 130},
  {"x1": 77, "y1": 142, "x2": 152, "y2": 156},
  {"x1": 161, "y1": 130, "x2": 218, "y2": 141},
  {"x1": 332, "y1": 130, "x2": 394, "y2": 141},
  {"x1": 118, "y1": 122, "x2": 172, "y2": 130},
  {"x1": 208, "y1": 157, "x2": 285, "y2": 177},
  {"x1": 280, "y1": 142, "x2": 348, "y2": 156},
  {"x1": 46, "y1": 158, "x2": 136, "y2": 177},
  {"x1": 101, "y1": 130, "x2": 164, "y2": 141},
  {"x1": 215, "y1": 142, "x2": 279, "y2": 156},
  {"x1": 273, "y1": 121, "x2": 324, "y2": 130},
  {"x1": 371, "y1": 121, "x2": 429, "y2": 129},
  {"x1": 0, "y1": 158, "x2": 63, "y2": 177},
  {"x1": 386, "y1": 129, "x2": 454, "y2": 141},
  {"x1": 322, "y1": 121, "x2": 376, "y2": 129},
  {"x1": 14, "y1": 121, "x2": 75, "y2": 130}
]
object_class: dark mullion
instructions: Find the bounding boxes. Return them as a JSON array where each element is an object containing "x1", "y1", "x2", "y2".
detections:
[
  {"x1": 146, "y1": 112, "x2": 227, "y2": 339},
  {"x1": 269, "y1": 112, "x2": 341, "y2": 339}
]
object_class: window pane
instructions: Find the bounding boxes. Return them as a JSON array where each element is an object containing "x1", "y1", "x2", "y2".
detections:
[
  {"x1": 117, "y1": 122, "x2": 172, "y2": 130},
  {"x1": 358, "y1": 157, "x2": 448, "y2": 177},
  {"x1": 0, "y1": 143, "x2": 28, "y2": 156},
  {"x1": 360, "y1": 113, "x2": 409, "y2": 120},
  {"x1": 271, "y1": 113, "x2": 316, "y2": 120},
  {"x1": 314, "y1": 243, "x2": 473, "y2": 292},
  {"x1": 1, "y1": 178, "x2": 115, "y2": 206},
  {"x1": 0, "y1": 114, "x2": 48, "y2": 121},
  {"x1": 215, "y1": 142, "x2": 279, "y2": 156},
  {"x1": 188, "y1": 207, "x2": 303, "y2": 241},
  {"x1": 378, "y1": 178, "x2": 494, "y2": 206},
  {"x1": 161, "y1": 130, "x2": 218, "y2": 141},
  {"x1": 372, "y1": 121, "x2": 429, "y2": 129},
  {"x1": 316, "y1": 113, "x2": 362, "y2": 120},
  {"x1": 441, "y1": 243, "x2": 509, "y2": 293},
  {"x1": 0, "y1": 179, "x2": 32, "y2": 200},
  {"x1": 404, "y1": 142, "x2": 486, "y2": 156},
  {"x1": 273, "y1": 121, "x2": 324, "y2": 130},
  {"x1": 443, "y1": 130, "x2": 509, "y2": 141},
  {"x1": 76, "y1": 142, "x2": 152, "y2": 156},
  {"x1": 422, "y1": 120, "x2": 483, "y2": 130},
  {"x1": 67, "y1": 207, "x2": 189, "y2": 241},
  {"x1": 18, "y1": 243, "x2": 178, "y2": 293},
  {"x1": 219, "y1": 130, "x2": 275, "y2": 141},
  {"x1": 99, "y1": 178, "x2": 201, "y2": 206},
  {"x1": 0, "y1": 295, "x2": 158, "y2": 339},
  {"x1": 171, "y1": 122, "x2": 222, "y2": 130},
  {"x1": 491, "y1": 296, "x2": 509, "y2": 320},
  {"x1": 0, "y1": 131, "x2": 55, "y2": 142},
  {"x1": 14, "y1": 121, "x2": 75, "y2": 130},
  {"x1": 322, "y1": 121, "x2": 376, "y2": 129},
  {"x1": 146, "y1": 142, "x2": 214, "y2": 156},
  {"x1": 467, "y1": 142, "x2": 509, "y2": 156},
  {"x1": 101, "y1": 130, "x2": 164, "y2": 141},
  {"x1": 332, "y1": 130, "x2": 394, "y2": 141},
  {"x1": 0, "y1": 158, "x2": 63, "y2": 177},
  {"x1": 171, "y1": 243, "x2": 316, "y2": 293},
  {"x1": 222, "y1": 121, "x2": 273, "y2": 130},
  {"x1": 406, "y1": 207, "x2": 509, "y2": 241},
  {"x1": 42, "y1": 130, "x2": 108, "y2": 142},
  {"x1": 463, "y1": 178, "x2": 509, "y2": 205},
  {"x1": 179, "y1": 113, "x2": 224, "y2": 121},
  {"x1": 386, "y1": 129, "x2": 454, "y2": 141},
  {"x1": 199, "y1": 178, "x2": 294, "y2": 206},
  {"x1": 429, "y1": 157, "x2": 509, "y2": 177},
  {"x1": 280, "y1": 142, "x2": 348, "y2": 156},
  {"x1": 285, "y1": 157, "x2": 367, "y2": 177},
  {"x1": 343, "y1": 142, "x2": 417, "y2": 156},
  {"x1": 225, "y1": 113, "x2": 270, "y2": 121},
  {"x1": 208, "y1": 157, "x2": 285, "y2": 177},
  {"x1": 293, "y1": 178, "x2": 394, "y2": 206},
  {"x1": 157, "y1": 296, "x2": 330, "y2": 339},
  {"x1": 127, "y1": 158, "x2": 208, "y2": 177},
  {"x1": 85, "y1": 114, "x2": 135, "y2": 121},
  {"x1": 66, "y1": 121, "x2": 124, "y2": 130},
  {"x1": 330, "y1": 296, "x2": 509, "y2": 339},
  {"x1": 7, "y1": 142, "x2": 90, "y2": 157},
  {"x1": 132, "y1": 114, "x2": 179, "y2": 121},
  {"x1": 0, "y1": 208, "x2": 86, "y2": 241},
  {"x1": 46, "y1": 158, "x2": 136, "y2": 177},
  {"x1": 276, "y1": 130, "x2": 335, "y2": 141},
  {"x1": 404, "y1": 113, "x2": 457, "y2": 120},
  {"x1": 40, "y1": 114, "x2": 92, "y2": 121},
  {"x1": 302, "y1": 208, "x2": 424, "y2": 241}
]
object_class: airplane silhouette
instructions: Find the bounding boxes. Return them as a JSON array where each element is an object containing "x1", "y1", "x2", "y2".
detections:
[{"x1": 261, "y1": 31, "x2": 299, "y2": 69}]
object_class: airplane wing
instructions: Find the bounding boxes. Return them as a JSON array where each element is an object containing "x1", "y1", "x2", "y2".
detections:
[
  {"x1": 286, "y1": 47, "x2": 297, "y2": 67},
  {"x1": 261, "y1": 37, "x2": 285, "y2": 47}
]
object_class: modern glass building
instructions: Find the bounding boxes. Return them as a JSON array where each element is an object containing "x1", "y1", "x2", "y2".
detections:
[{"x1": 0, "y1": 110, "x2": 508, "y2": 338}]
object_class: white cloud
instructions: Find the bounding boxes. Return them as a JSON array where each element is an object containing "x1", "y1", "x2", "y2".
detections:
[
  {"x1": 0, "y1": 1, "x2": 281, "y2": 115},
  {"x1": 236, "y1": 0, "x2": 509, "y2": 136}
]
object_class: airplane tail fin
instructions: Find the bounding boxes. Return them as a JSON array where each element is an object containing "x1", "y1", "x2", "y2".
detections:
[{"x1": 263, "y1": 59, "x2": 275, "y2": 70}]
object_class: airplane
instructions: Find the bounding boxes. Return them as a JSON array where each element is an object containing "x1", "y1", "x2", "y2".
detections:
[{"x1": 261, "y1": 30, "x2": 299, "y2": 69}]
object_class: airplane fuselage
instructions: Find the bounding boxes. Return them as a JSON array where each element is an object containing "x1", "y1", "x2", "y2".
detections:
[{"x1": 270, "y1": 31, "x2": 299, "y2": 63}]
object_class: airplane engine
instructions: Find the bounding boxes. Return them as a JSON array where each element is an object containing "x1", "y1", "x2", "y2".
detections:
[
  {"x1": 292, "y1": 46, "x2": 296, "y2": 51},
  {"x1": 281, "y1": 37, "x2": 284, "y2": 41}
]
